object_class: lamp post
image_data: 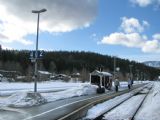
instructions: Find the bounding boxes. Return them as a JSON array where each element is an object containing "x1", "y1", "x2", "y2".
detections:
[
  {"x1": 136, "y1": 69, "x2": 139, "y2": 82},
  {"x1": 113, "y1": 56, "x2": 116, "y2": 80},
  {"x1": 129, "y1": 64, "x2": 133, "y2": 84},
  {"x1": 32, "y1": 8, "x2": 47, "y2": 92}
]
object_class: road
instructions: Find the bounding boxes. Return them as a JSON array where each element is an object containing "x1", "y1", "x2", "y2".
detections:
[{"x1": 0, "y1": 84, "x2": 144, "y2": 120}]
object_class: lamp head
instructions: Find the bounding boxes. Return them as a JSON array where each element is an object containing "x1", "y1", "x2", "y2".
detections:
[{"x1": 32, "y1": 8, "x2": 47, "y2": 13}]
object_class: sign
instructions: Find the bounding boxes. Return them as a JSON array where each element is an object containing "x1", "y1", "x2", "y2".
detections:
[
  {"x1": 31, "y1": 58, "x2": 36, "y2": 63},
  {"x1": 30, "y1": 51, "x2": 44, "y2": 59}
]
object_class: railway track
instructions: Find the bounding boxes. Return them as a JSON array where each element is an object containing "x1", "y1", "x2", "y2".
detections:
[
  {"x1": 93, "y1": 83, "x2": 153, "y2": 120},
  {"x1": 58, "y1": 83, "x2": 150, "y2": 120}
]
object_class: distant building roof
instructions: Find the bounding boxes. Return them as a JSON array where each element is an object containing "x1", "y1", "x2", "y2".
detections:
[
  {"x1": 0, "y1": 74, "x2": 3, "y2": 77},
  {"x1": 38, "y1": 71, "x2": 51, "y2": 75},
  {"x1": 90, "y1": 70, "x2": 112, "y2": 77},
  {"x1": 71, "y1": 73, "x2": 80, "y2": 77}
]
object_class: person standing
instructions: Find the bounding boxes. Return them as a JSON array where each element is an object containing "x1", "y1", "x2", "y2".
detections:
[
  {"x1": 114, "y1": 78, "x2": 119, "y2": 92},
  {"x1": 128, "y1": 77, "x2": 132, "y2": 89}
]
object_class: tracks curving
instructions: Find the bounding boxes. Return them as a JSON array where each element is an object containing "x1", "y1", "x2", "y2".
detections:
[
  {"x1": 58, "y1": 83, "x2": 149, "y2": 120},
  {"x1": 93, "y1": 84, "x2": 152, "y2": 120}
]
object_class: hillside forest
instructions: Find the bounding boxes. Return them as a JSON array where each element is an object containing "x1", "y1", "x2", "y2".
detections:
[{"x1": 0, "y1": 50, "x2": 159, "y2": 82}]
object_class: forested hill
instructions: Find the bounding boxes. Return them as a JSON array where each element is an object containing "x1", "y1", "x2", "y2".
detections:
[{"x1": 0, "y1": 50, "x2": 159, "y2": 80}]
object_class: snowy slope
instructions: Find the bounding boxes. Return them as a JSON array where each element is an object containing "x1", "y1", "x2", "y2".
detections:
[{"x1": 143, "y1": 61, "x2": 160, "y2": 68}]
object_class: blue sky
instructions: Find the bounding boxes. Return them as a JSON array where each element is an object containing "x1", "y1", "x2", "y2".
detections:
[{"x1": 0, "y1": 0, "x2": 160, "y2": 62}]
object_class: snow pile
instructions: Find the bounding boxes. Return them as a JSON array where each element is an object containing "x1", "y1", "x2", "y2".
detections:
[
  {"x1": 0, "y1": 83, "x2": 97, "y2": 107},
  {"x1": 0, "y1": 92, "x2": 46, "y2": 107},
  {"x1": 42, "y1": 83, "x2": 97, "y2": 102},
  {"x1": 135, "y1": 81, "x2": 160, "y2": 120}
]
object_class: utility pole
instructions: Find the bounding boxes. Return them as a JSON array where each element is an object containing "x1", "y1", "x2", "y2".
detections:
[
  {"x1": 136, "y1": 69, "x2": 139, "y2": 82},
  {"x1": 141, "y1": 72, "x2": 143, "y2": 82},
  {"x1": 32, "y1": 8, "x2": 47, "y2": 92},
  {"x1": 113, "y1": 56, "x2": 116, "y2": 80},
  {"x1": 129, "y1": 65, "x2": 133, "y2": 84}
]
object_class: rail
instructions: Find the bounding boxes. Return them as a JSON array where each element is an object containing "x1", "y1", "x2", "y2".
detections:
[
  {"x1": 93, "y1": 83, "x2": 152, "y2": 120},
  {"x1": 58, "y1": 83, "x2": 148, "y2": 120}
]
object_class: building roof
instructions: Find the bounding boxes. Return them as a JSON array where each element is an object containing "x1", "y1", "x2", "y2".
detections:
[
  {"x1": 0, "y1": 74, "x2": 3, "y2": 77},
  {"x1": 38, "y1": 71, "x2": 51, "y2": 75},
  {"x1": 90, "y1": 70, "x2": 112, "y2": 77}
]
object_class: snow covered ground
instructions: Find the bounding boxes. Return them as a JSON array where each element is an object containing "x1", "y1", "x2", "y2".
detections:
[
  {"x1": 0, "y1": 80, "x2": 148, "y2": 108},
  {"x1": 0, "y1": 81, "x2": 89, "y2": 96},
  {"x1": 84, "y1": 81, "x2": 160, "y2": 120},
  {"x1": 0, "y1": 81, "x2": 98, "y2": 107}
]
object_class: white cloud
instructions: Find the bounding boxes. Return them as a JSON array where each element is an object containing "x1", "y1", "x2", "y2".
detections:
[
  {"x1": 153, "y1": 33, "x2": 160, "y2": 40},
  {"x1": 100, "y1": 17, "x2": 160, "y2": 53},
  {"x1": 101, "y1": 32, "x2": 160, "y2": 53},
  {"x1": 101, "y1": 32, "x2": 145, "y2": 48},
  {"x1": 130, "y1": 0, "x2": 160, "y2": 7},
  {"x1": 0, "y1": 0, "x2": 97, "y2": 45},
  {"x1": 142, "y1": 40, "x2": 160, "y2": 52},
  {"x1": 1, "y1": 45, "x2": 13, "y2": 50},
  {"x1": 143, "y1": 20, "x2": 150, "y2": 27},
  {"x1": 0, "y1": 33, "x2": 8, "y2": 39},
  {"x1": 130, "y1": 0, "x2": 153, "y2": 7},
  {"x1": 120, "y1": 17, "x2": 149, "y2": 33}
]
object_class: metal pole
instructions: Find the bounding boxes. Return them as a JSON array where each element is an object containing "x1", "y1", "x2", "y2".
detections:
[
  {"x1": 113, "y1": 56, "x2": 116, "y2": 80},
  {"x1": 129, "y1": 65, "x2": 133, "y2": 84},
  {"x1": 136, "y1": 69, "x2": 139, "y2": 82},
  {"x1": 34, "y1": 13, "x2": 40, "y2": 93},
  {"x1": 32, "y1": 8, "x2": 46, "y2": 93}
]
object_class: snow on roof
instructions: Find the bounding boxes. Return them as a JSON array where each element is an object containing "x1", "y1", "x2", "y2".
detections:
[
  {"x1": 72, "y1": 73, "x2": 80, "y2": 76},
  {"x1": 0, "y1": 74, "x2": 3, "y2": 77},
  {"x1": 0, "y1": 70, "x2": 17, "y2": 73},
  {"x1": 16, "y1": 76, "x2": 26, "y2": 79},
  {"x1": 50, "y1": 75, "x2": 55, "y2": 78},
  {"x1": 38, "y1": 71, "x2": 51, "y2": 75},
  {"x1": 91, "y1": 70, "x2": 112, "y2": 77}
]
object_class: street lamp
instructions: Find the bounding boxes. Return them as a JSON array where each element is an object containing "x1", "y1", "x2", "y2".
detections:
[
  {"x1": 129, "y1": 64, "x2": 133, "y2": 84},
  {"x1": 113, "y1": 56, "x2": 116, "y2": 80},
  {"x1": 136, "y1": 69, "x2": 139, "y2": 81},
  {"x1": 32, "y1": 8, "x2": 47, "y2": 92}
]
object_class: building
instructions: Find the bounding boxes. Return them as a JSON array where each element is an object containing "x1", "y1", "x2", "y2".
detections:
[
  {"x1": 0, "y1": 70, "x2": 20, "y2": 80},
  {"x1": 90, "y1": 70, "x2": 113, "y2": 90},
  {"x1": 38, "y1": 71, "x2": 52, "y2": 81}
]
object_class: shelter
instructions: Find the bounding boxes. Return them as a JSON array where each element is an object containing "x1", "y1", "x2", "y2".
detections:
[
  {"x1": 38, "y1": 71, "x2": 52, "y2": 81},
  {"x1": 90, "y1": 70, "x2": 112, "y2": 89}
]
